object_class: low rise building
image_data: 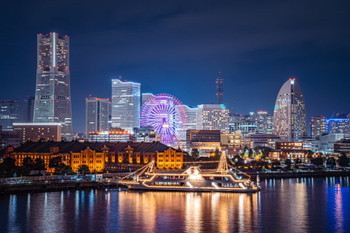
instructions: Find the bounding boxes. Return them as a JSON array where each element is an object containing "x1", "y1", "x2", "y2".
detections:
[
  {"x1": 13, "y1": 123, "x2": 61, "y2": 143},
  {"x1": 88, "y1": 128, "x2": 131, "y2": 142},
  {"x1": 7, "y1": 141, "x2": 188, "y2": 172},
  {"x1": 334, "y1": 139, "x2": 350, "y2": 156},
  {"x1": 270, "y1": 142, "x2": 309, "y2": 161},
  {"x1": 186, "y1": 130, "x2": 221, "y2": 157},
  {"x1": 275, "y1": 142, "x2": 303, "y2": 150},
  {"x1": 246, "y1": 134, "x2": 280, "y2": 148},
  {"x1": 269, "y1": 150, "x2": 308, "y2": 161},
  {"x1": 220, "y1": 133, "x2": 253, "y2": 155},
  {"x1": 315, "y1": 133, "x2": 350, "y2": 154}
]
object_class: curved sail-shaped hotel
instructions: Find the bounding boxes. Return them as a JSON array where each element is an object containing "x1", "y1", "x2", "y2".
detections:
[{"x1": 273, "y1": 78, "x2": 307, "y2": 141}]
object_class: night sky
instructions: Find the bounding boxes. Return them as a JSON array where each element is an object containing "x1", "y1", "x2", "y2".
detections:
[{"x1": 0, "y1": 0, "x2": 350, "y2": 133}]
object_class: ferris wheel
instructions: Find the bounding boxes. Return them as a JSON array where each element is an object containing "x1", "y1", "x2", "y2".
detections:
[{"x1": 140, "y1": 93, "x2": 188, "y2": 145}]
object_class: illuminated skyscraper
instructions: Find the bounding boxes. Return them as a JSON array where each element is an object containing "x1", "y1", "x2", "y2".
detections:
[
  {"x1": 273, "y1": 78, "x2": 307, "y2": 141},
  {"x1": 310, "y1": 116, "x2": 327, "y2": 138},
  {"x1": 216, "y1": 72, "x2": 223, "y2": 104},
  {"x1": 33, "y1": 32, "x2": 73, "y2": 141},
  {"x1": 111, "y1": 79, "x2": 141, "y2": 133},
  {"x1": 197, "y1": 104, "x2": 229, "y2": 133},
  {"x1": 86, "y1": 97, "x2": 109, "y2": 137}
]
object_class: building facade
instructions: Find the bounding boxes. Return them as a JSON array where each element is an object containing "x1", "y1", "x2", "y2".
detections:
[
  {"x1": 111, "y1": 79, "x2": 141, "y2": 133},
  {"x1": 23, "y1": 96, "x2": 35, "y2": 123},
  {"x1": 334, "y1": 139, "x2": 350, "y2": 155},
  {"x1": 220, "y1": 133, "x2": 254, "y2": 155},
  {"x1": 33, "y1": 32, "x2": 73, "y2": 141},
  {"x1": 216, "y1": 72, "x2": 223, "y2": 104},
  {"x1": 196, "y1": 104, "x2": 229, "y2": 133},
  {"x1": 186, "y1": 130, "x2": 221, "y2": 156},
  {"x1": 7, "y1": 141, "x2": 188, "y2": 172},
  {"x1": 86, "y1": 97, "x2": 109, "y2": 137},
  {"x1": 88, "y1": 128, "x2": 131, "y2": 142},
  {"x1": 13, "y1": 122, "x2": 61, "y2": 143},
  {"x1": 326, "y1": 117, "x2": 349, "y2": 134},
  {"x1": 0, "y1": 100, "x2": 21, "y2": 131},
  {"x1": 310, "y1": 116, "x2": 327, "y2": 138},
  {"x1": 273, "y1": 78, "x2": 307, "y2": 141}
]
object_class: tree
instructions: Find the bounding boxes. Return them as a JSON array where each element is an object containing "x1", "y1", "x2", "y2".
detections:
[
  {"x1": 214, "y1": 148, "x2": 221, "y2": 159},
  {"x1": 0, "y1": 157, "x2": 16, "y2": 177},
  {"x1": 338, "y1": 154, "x2": 349, "y2": 167},
  {"x1": 326, "y1": 157, "x2": 336, "y2": 168},
  {"x1": 311, "y1": 157, "x2": 323, "y2": 166},
  {"x1": 49, "y1": 156, "x2": 62, "y2": 169},
  {"x1": 294, "y1": 158, "x2": 302, "y2": 164},
  {"x1": 22, "y1": 157, "x2": 35, "y2": 175},
  {"x1": 78, "y1": 165, "x2": 90, "y2": 175},
  {"x1": 55, "y1": 164, "x2": 74, "y2": 175},
  {"x1": 272, "y1": 160, "x2": 280, "y2": 169},
  {"x1": 191, "y1": 149, "x2": 200, "y2": 160},
  {"x1": 285, "y1": 159, "x2": 292, "y2": 169},
  {"x1": 306, "y1": 150, "x2": 313, "y2": 161},
  {"x1": 33, "y1": 158, "x2": 46, "y2": 171}
]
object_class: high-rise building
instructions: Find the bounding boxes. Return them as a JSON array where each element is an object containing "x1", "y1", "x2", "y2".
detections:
[
  {"x1": 249, "y1": 111, "x2": 274, "y2": 134},
  {"x1": 184, "y1": 105, "x2": 198, "y2": 130},
  {"x1": 141, "y1": 93, "x2": 154, "y2": 108},
  {"x1": 0, "y1": 100, "x2": 21, "y2": 131},
  {"x1": 86, "y1": 97, "x2": 110, "y2": 137},
  {"x1": 310, "y1": 116, "x2": 327, "y2": 138},
  {"x1": 111, "y1": 79, "x2": 141, "y2": 133},
  {"x1": 33, "y1": 32, "x2": 73, "y2": 141},
  {"x1": 216, "y1": 72, "x2": 223, "y2": 104},
  {"x1": 23, "y1": 96, "x2": 35, "y2": 122},
  {"x1": 196, "y1": 104, "x2": 229, "y2": 133},
  {"x1": 273, "y1": 78, "x2": 307, "y2": 141},
  {"x1": 326, "y1": 117, "x2": 349, "y2": 134}
]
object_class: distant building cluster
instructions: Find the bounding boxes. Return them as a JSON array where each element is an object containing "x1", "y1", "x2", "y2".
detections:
[{"x1": 0, "y1": 32, "x2": 350, "y2": 170}]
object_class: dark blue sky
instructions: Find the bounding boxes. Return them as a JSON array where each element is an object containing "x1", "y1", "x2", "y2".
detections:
[{"x1": 0, "y1": 0, "x2": 349, "y2": 133}]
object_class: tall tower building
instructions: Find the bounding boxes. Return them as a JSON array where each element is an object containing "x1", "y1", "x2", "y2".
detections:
[
  {"x1": 216, "y1": 72, "x2": 223, "y2": 104},
  {"x1": 33, "y1": 32, "x2": 73, "y2": 141},
  {"x1": 310, "y1": 116, "x2": 327, "y2": 138},
  {"x1": 273, "y1": 78, "x2": 307, "y2": 141},
  {"x1": 86, "y1": 97, "x2": 110, "y2": 137},
  {"x1": 111, "y1": 79, "x2": 141, "y2": 133},
  {"x1": 23, "y1": 96, "x2": 35, "y2": 122}
]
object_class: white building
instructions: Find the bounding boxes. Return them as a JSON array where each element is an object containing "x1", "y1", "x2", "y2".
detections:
[
  {"x1": 196, "y1": 104, "x2": 229, "y2": 133},
  {"x1": 315, "y1": 133, "x2": 350, "y2": 154},
  {"x1": 111, "y1": 79, "x2": 141, "y2": 133}
]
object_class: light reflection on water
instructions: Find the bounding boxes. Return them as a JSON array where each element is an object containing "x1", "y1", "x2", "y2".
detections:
[{"x1": 0, "y1": 177, "x2": 349, "y2": 233}]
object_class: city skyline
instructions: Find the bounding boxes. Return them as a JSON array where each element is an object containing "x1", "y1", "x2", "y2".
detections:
[{"x1": 0, "y1": 1, "x2": 350, "y2": 133}]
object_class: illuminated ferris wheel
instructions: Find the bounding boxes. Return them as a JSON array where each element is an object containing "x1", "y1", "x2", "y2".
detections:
[{"x1": 140, "y1": 93, "x2": 188, "y2": 145}]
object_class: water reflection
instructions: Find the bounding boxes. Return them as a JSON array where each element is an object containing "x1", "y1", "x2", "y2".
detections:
[{"x1": 1, "y1": 177, "x2": 349, "y2": 233}]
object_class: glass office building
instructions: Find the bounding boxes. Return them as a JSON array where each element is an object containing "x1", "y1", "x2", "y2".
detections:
[
  {"x1": 33, "y1": 32, "x2": 73, "y2": 141},
  {"x1": 111, "y1": 79, "x2": 141, "y2": 133}
]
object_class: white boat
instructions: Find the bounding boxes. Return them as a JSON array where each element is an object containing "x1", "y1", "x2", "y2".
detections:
[{"x1": 119, "y1": 152, "x2": 260, "y2": 193}]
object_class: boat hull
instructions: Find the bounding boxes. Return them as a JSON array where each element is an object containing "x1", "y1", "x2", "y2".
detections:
[{"x1": 124, "y1": 184, "x2": 260, "y2": 193}]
